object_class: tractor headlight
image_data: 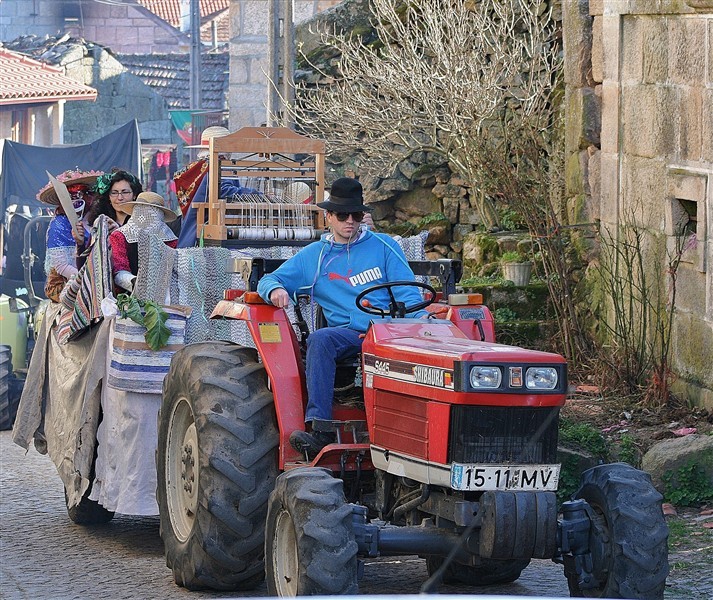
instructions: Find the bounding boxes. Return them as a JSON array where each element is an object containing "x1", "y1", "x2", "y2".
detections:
[
  {"x1": 526, "y1": 367, "x2": 558, "y2": 390},
  {"x1": 469, "y1": 366, "x2": 502, "y2": 388}
]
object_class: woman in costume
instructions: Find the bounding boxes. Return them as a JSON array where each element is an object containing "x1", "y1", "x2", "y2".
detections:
[
  {"x1": 37, "y1": 169, "x2": 103, "y2": 302},
  {"x1": 108, "y1": 191, "x2": 179, "y2": 292}
]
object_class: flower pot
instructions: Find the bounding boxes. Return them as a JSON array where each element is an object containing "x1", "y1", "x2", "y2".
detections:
[{"x1": 502, "y1": 262, "x2": 532, "y2": 286}]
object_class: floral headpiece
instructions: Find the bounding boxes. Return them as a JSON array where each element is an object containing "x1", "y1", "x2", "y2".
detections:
[
  {"x1": 36, "y1": 168, "x2": 104, "y2": 206},
  {"x1": 94, "y1": 171, "x2": 140, "y2": 197},
  {"x1": 94, "y1": 173, "x2": 114, "y2": 196}
]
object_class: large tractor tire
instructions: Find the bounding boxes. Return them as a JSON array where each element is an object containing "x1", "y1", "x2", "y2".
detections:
[
  {"x1": 157, "y1": 342, "x2": 279, "y2": 591},
  {"x1": 426, "y1": 556, "x2": 530, "y2": 586},
  {"x1": 65, "y1": 487, "x2": 115, "y2": 525},
  {"x1": 265, "y1": 467, "x2": 359, "y2": 596},
  {"x1": 567, "y1": 463, "x2": 668, "y2": 599},
  {"x1": 0, "y1": 344, "x2": 16, "y2": 430}
]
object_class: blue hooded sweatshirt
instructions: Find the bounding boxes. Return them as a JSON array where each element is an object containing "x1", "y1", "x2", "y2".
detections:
[{"x1": 257, "y1": 229, "x2": 427, "y2": 332}]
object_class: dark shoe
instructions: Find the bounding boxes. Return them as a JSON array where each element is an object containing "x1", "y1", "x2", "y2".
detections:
[{"x1": 289, "y1": 429, "x2": 336, "y2": 460}]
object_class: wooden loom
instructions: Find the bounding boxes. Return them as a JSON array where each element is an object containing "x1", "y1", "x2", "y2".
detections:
[{"x1": 192, "y1": 127, "x2": 327, "y2": 246}]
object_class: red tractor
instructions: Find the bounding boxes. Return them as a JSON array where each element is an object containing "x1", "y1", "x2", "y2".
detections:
[{"x1": 156, "y1": 257, "x2": 668, "y2": 598}]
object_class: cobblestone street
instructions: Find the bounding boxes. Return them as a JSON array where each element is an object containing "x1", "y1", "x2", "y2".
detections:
[{"x1": 1, "y1": 431, "x2": 709, "y2": 599}]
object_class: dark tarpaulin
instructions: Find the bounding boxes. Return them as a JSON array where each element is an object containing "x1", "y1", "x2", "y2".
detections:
[{"x1": 1, "y1": 120, "x2": 142, "y2": 221}]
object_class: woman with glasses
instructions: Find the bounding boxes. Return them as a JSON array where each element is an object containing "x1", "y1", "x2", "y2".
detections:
[
  {"x1": 86, "y1": 168, "x2": 143, "y2": 229},
  {"x1": 256, "y1": 178, "x2": 428, "y2": 459}
]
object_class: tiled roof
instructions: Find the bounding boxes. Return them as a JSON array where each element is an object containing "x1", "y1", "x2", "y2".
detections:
[
  {"x1": 3, "y1": 36, "x2": 228, "y2": 112},
  {"x1": 138, "y1": 0, "x2": 229, "y2": 24},
  {"x1": 0, "y1": 47, "x2": 97, "y2": 106},
  {"x1": 137, "y1": 0, "x2": 230, "y2": 42},
  {"x1": 117, "y1": 52, "x2": 229, "y2": 111}
]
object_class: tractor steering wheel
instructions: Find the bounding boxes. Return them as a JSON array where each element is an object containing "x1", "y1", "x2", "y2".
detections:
[{"x1": 355, "y1": 280, "x2": 437, "y2": 318}]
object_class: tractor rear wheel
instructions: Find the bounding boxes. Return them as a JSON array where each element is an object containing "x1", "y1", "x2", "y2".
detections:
[
  {"x1": 157, "y1": 342, "x2": 279, "y2": 591},
  {"x1": 567, "y1": 463, "x2": 668, "y2": 599},
  {"x1": 426, "y1": 556, "x2": 530, "y2": 586},
  {"x1": 265, "y1": 467, "x2": 359, "y2": 596}
]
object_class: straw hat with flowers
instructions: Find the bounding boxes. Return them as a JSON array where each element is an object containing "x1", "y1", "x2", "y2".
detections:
[{"x1": 36, "y1": 169, "x2": 104, "y2": 206}]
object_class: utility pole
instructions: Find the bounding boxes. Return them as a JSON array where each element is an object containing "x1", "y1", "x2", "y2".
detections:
[
  {"x1": 189, "y1": 0, "x2": 202, "y2": 110},
  {"x1": 267, "y1": 0, "x2": 295, "y2": 128}
]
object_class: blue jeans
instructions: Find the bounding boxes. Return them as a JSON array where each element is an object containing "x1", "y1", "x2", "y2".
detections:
[{"x1": 304, "y1": 327, "x2": 364, "y2": 422}]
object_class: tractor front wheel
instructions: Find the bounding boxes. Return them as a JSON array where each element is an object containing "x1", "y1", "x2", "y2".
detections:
[
  {"x1": 567, "y1": 462, "x2": 668, "y2": 599},
  {"x1": 265, "y1": 467, "x2": 359, "y2": 596},
  {"x1": 157, "y1": 342, "x2": 279, "y2": 590}
]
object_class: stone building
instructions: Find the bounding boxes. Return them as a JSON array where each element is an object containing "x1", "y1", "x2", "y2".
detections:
[
  {"x1": 0, "y1": 0, "x2": 229, "y2": 54},
  {"x1": 2, "y1": 37, "x2": 172, "y2": 146},
  {"x1": 564, "y1": 0, "x2": 713, "y2": 406},
  {"x1": 227, "y1": 0, "x2": 341, "y2": 128}
]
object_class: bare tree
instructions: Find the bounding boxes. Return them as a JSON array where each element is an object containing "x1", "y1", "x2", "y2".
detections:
[{"x1": 286, "y1": 0, "x2": 562, "y2": 229}]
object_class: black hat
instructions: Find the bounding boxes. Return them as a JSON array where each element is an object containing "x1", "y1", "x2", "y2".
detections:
[{"x1": 317, "y1": 177, "x2": 372, "y2": 212}]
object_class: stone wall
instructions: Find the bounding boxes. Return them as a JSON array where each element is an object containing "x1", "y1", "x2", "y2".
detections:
[
  {"x1": 49, "y1": 44, "x2": 173, "y2": 145},
  {"x1": 565, "y1": 0, "x2": 713, "y2": 406}
]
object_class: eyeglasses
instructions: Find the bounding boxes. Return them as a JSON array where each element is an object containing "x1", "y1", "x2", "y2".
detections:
[
  {"x1": 332, "y1": 211, "x2": 365, "y2": 223},
  {"x1": 110, "y1": 190, "x2": 133, "y2": 198}
]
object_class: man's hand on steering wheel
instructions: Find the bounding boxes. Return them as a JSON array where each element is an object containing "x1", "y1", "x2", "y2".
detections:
[{"x1": 355, "y1": 280, "x2": 436, "y2": 318}]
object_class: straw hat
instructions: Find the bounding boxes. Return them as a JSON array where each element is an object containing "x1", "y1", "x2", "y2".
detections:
[
  {"x1": 123, "y1": 191, "x2": 177, "y2": 222},
  {"x1": 185, "y1": 125, "x2": 230, "y2": 149},
  {"x1": 37, "y1": 169, "x2": 104, "y2": 206}
]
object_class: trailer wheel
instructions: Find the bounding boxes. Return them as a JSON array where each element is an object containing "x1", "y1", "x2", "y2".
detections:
[
  {"x1": 567, "y1": 463, "x2": 668, "y2": 599},
  {"x1": 157, "y1": 342, "x2": 279, "y2": 591},
  {"x1": 426, "y1": 556, "x2": 530, "y2": 586},
  {"x1": 65, "y1": 487, "x2": 115, "y2": 525},
  {"x1": 265, "y1": 467, "x2": 358, "y2": 596}
]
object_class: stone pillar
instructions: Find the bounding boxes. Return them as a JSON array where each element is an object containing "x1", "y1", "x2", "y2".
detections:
[{"x1": 563, "y1": 0, "x2": 601, "y2": 230}]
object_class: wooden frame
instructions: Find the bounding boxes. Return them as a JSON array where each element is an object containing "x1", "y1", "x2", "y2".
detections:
[{"x1": 192, "y1": 127, "x2": 327, "y2": 244}]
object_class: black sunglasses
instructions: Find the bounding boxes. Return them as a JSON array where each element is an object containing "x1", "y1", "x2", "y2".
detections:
[{"x1": 332, "y1": 211, "x2": 365, "y2": 223}]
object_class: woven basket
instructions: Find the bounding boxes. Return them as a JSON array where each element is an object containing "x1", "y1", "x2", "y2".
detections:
[{"x1": 107, "y1": 305, "x2": 191, "y2": 394}]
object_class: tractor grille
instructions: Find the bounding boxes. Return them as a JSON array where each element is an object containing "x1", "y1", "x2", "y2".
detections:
[{"x1": 448, "y1": 406, "x2": 559, "y2": 464}]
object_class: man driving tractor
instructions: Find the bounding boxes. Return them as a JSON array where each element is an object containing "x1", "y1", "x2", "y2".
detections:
[{"x1": 256, "y1": 177, "x2": 428, "y2": 459}]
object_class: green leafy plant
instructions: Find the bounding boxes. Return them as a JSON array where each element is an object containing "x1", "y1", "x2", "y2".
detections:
[
  {"x1": 616, "y1": 434, "x2": 640, "y2": 468},
  {"x1": 559, "y1": 418, "x2": 609, "y2": 459},
  {"x1": 116, "y1": 294, "x2": 171, "y2": 351},
  {"x1": 500, "y1": 250, "x2": 529, "y2": 264},
  {"x1": 418, "y1": 212, "x2": 448, "y2": 228},
  {"x1": 493, "y1": 307, "x2": 518, "y2": 322},
  {"x1": 662, "y1": 460, "x2": 713, "y2": 506},
  {"x1": 499, "y1": 208, "x2": 526, "y2": 232}
]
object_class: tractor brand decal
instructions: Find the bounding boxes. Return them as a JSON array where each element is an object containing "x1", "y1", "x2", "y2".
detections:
[
  {"x1": 413, "y1": 365, "x2": 446, "y2": 387},
  {"x1": 509, "y1": 366, "x2": 523, "y2": 387},
  {"x1": 258, "y1": 322, "x2": 282, "y2": 343},
  {"x1": 374, "y1": 360, "x2": 390, "y2": 374},
  {"x1": 363, "y1": 354, "x2": 454, "y2": 390}
]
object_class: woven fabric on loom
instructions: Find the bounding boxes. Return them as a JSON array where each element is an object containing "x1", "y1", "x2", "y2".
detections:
[
  {"x1": 107, "y1": 307, "x2": 190, "y2": 393},
  {"x1": 56, "y1": 215, "x2": 114, "y2": 344}
]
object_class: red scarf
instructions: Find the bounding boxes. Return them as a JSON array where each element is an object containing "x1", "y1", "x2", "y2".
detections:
[{"x1": 173, "y1": 158, "x2": 209, "y2": 216}]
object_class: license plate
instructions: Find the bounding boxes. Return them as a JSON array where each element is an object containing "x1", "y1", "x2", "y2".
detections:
[{"x1": 450, "y1": 463, "x2": 560, "y2": 491}]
